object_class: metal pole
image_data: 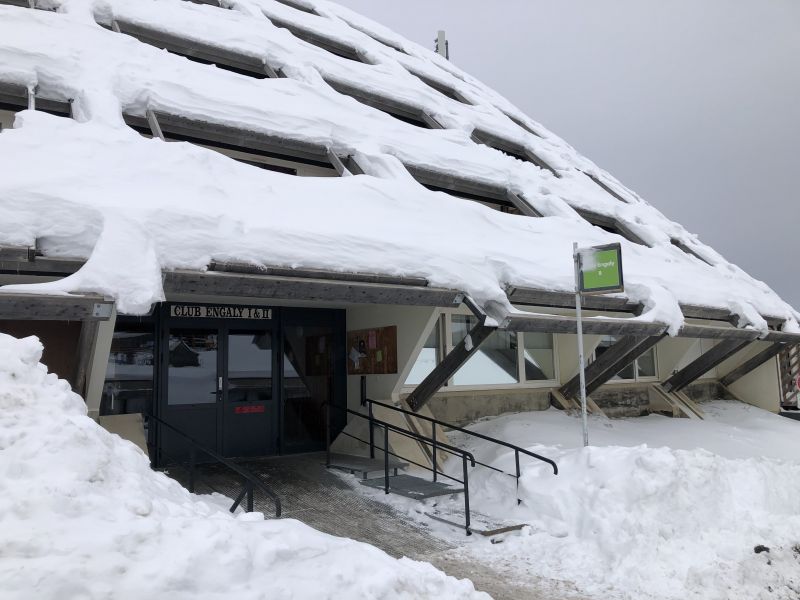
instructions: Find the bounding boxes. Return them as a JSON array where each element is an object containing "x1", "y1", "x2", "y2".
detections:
[
  {"x1": 368, "y1": 401, "x2": 375, "y2": 459},
  {"x1": 384, "y1": 425, "x2": 390, "y2": 494},
  {"x1": 574, "y1": 242, "x2": 589, "y2": 447},
  {"x1": 462, "y1": 454, "x2": 471, "y2": 536},
  {"x1": 432, "y1": 426, "x2": 438, "y2": 482}
]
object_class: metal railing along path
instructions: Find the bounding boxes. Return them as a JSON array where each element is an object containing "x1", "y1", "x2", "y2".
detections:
[{"x1": 148, "y1": 413, "x2": 282, "y2": 518}]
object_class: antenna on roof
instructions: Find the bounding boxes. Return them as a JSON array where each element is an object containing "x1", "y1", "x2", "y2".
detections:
[{"x1": 435, "y1": 30, "x2": 449, "y2": 60}]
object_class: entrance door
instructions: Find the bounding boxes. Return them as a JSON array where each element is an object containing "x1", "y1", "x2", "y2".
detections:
[
  {"x1": 222, "y1": 329, "x2": 276, "y2": 457},
  {"x1": 161, "y1": 327, "x2": 220, "y2": 462},
  {"x1": 160, "y1": 324, "x2": 276, "y2": 461}
]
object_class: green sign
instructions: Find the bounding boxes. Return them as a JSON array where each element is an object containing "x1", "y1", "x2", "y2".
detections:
[{"x1": 578, "y1": 243, "x2": 624, "y2": 294}]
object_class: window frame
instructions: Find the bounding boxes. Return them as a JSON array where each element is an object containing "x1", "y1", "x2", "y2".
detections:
[
  {"x1": 401, "y1": 310, "x2": 560, "y2": 392},
  {"x1": 590, "y1": 336, "x2": 660, "y2": 383}
]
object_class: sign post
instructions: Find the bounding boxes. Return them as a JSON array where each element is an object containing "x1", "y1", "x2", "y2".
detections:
[{"x1": 573, "y1": 242, "x2": 624, "y2": 446}]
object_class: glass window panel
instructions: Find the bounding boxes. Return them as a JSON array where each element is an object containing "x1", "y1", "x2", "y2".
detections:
[
  {"x1": 452, "y1": 315, "x2": 518, "y2": 386},
  {"x1": 101, "y1": 326, "x2": 155, "y2": 415},
  {"x1": 167, "y1": 330, "x2": 218, "y2": 405},
  {"x1": 595, "y1": 336, "x2": 636, "y2": 381},
  {"x1": 404, "y1": 321, "x2": 440, "y2": 385},
  {"x1": 523, "y1": 332, "x2": 555, "y2": 381},
  {"x1": 228, "y1": 331, "x2": 272, "y2": 403},
  {"x1": 282, "y1": 323, "x2": 333, "y2": 449},
  {"x1": 636, "y1": 347, "x2": 657, "y2": 378}
]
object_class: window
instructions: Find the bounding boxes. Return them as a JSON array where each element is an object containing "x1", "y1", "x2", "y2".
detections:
[
  {"x1": 266, "y1": 14, "x2": 367, "y2": 63},
  {"x1": 404, "y1": 321, "x2": 440, "y2": 385},
  {"x1": 101, "y1": 324, "x2": 155, "y2": 416},
  {"x1": 574, "y1": 208, "x2": 648, "y2": 246},
  {"x1": 471, "y1": 129, "x2": 558, "y2": 177},
  {"x1": 404, "y1": 314, "x2": 557, "y2": 387},
  {"x1": 523, "y1": 332, "x2": 556, "y2": 381},
  {"x1": 675, "y1": 339, "x2": 718, "y2": 379},
  {"x1": 593, "y1": 336, "x2": 658, "y2": 381}
]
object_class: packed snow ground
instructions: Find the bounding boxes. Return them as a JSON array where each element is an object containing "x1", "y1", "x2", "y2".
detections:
[
  {"x1": 0, "y1": 0, "x2": 797, "y2": 334},
  {"x1": 0, "y1": 333, "x2": 486, "y2": 600},
  {"x1": 361, "y1": 404, "x2": 800, "y2": 600}
]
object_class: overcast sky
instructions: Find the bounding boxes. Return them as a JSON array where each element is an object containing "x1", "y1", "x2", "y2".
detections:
[{"x1": 337, "y1": 0, "x2": 800, "y2": 308}]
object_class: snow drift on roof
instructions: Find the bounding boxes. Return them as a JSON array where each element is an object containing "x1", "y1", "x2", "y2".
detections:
[{"x1": 0, "y1": 0, "x2": 796, "y2": 335}]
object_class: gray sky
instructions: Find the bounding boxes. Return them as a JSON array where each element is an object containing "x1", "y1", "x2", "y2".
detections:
[{"x1": 337, "y1": 0, "x2": 800, "y2": 309}]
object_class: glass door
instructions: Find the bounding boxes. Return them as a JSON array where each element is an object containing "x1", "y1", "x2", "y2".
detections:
[
  {"x1": 161, "y1": 327, "x2": 220, "y2": 462},
  {"x1": 222, "y1": 329, "x2": 276, "y2": 457}
]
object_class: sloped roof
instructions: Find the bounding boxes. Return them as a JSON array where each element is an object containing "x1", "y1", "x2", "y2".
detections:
[{"x1": 0, "y1": 0, "x2": 796, "y2": 336}]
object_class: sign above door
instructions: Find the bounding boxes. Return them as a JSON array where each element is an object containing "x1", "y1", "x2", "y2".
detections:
[{"x1": 170, "y1": 304, "x2": 272, "y2": 320}]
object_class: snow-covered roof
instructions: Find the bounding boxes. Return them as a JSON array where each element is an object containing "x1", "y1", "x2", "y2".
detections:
[{"x1": 0, "y1": 0, "x2": 797, "y2": 336}]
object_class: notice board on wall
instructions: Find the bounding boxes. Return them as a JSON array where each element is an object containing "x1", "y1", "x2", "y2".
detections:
[{"x1": 347, "y1": 325, "x2": 398, "y2": 375}]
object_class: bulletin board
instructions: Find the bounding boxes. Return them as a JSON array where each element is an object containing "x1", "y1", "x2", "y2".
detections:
[{"x1": 346, "y1": 325, "x2": 398, "y2": 375}]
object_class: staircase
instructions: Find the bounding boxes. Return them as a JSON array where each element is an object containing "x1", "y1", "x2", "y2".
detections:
[{"x1": 325, "y1": 399, "x2": 559, "y2": 535}]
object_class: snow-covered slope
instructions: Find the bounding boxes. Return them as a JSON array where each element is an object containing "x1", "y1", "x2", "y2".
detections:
[
  {"x1": 432, "y1": 406, "x2": 800, "y2": 600},
  {"x1": 0, "y1": 0, "x2": 797, "y2": 333},
  {"x1": 0, "y1": 332, "x2": 486, "y2": 599}
]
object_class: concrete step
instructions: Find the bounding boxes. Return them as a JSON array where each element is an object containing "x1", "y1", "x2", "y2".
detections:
[
  {"x1": 360, "y1": 474, "x2": 463, "y2": 500},
  {"x1": 326, "y1": 453, "x2": 408, "y2": 479}
]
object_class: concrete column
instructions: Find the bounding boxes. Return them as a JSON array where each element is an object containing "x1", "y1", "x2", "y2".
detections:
[{"x1": 84, "y1": 305, "x2": 117, "y2": 420}]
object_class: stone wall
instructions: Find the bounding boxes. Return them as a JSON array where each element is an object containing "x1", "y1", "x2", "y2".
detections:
[
  {"x1": 405, "y1": 388, "x2": 550, "y2": 427},
  {"x1": 591, "y1": 385, "x2": 650, "y2": 418}
]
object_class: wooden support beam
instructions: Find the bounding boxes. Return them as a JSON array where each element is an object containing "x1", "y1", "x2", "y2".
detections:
[
  {"x1": 163, "y1": 270, "x2": 461, "y2": 307},
  {"x1": 505, "y1": 190, "x2": 542, "y2": 218},
  {"x1": 0, "y1": 293, "x2": 113, "y2": 321},
  {"x1": 326, "y1": 148, "x2": 351, "y2": 176},
  {"x1": 507, "y1": 286, "x2": 639, "y2": 314},
  {"x1": 406, "y1": 321, "x2": 495, "y2": 411},
  {"x1": 208, "y1": 261, "x2": 429, "y2": 287},
  {"x1": 0, "y1": 246, "x2": 35, "y2": 262},
  {"x1": 113, "y1": 18, "x2": 269, "y2": 78},
  {"x1": 500, "y1": 312, "x2": 667, "y2": 337},
  {"x1": 404, "y1": 164, "x2": 510, "y2": 203},
  {"x1": 560, "y1": 334, "x2": 666, "y2": 399},
  {"x1": 73, "y1": 320, "x2": 99, "y2": 396},
  {"x1": 124, "y1": 110, "x2": 334, "y2": 168},
  {"x1": 720, "y1": 342, "x2": 786, "y2": 387},
  {"x1": 662, "y1": 338, "x2": 751, "y2": 392}
]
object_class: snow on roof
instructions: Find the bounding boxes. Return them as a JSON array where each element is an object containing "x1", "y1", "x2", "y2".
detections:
[{"x1": 0, "y1": 0, "x2": 796, "y2": 335}]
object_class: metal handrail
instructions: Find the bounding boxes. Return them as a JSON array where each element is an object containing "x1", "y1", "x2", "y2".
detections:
[
  {"x1": 325, "y1": 402, "x2": 475, "y2": 535},
  {"x1": 367, "y1": 397, "x2": 558, "y2": 475},
  {"x1": 148, "y1": 413, "x2": 282, "y2": 518}
]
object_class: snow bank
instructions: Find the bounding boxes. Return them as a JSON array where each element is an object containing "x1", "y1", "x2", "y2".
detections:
[
  {"x1": 0, "y1": 333, "x2": 486, "y2": 600},
  {"x1": 0, "y1": 0, "x2": 796, "y2": 332},
  {"x1": 443, "y1": 408, "x2": 800, "y2": 599}
]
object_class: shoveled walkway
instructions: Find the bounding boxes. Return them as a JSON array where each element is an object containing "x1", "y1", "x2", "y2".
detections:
[{"x1": 175, "y1": 453, "x2": 585, "y2": 600}]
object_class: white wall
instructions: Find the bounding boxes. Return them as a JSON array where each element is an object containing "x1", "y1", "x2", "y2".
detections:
[{"x1": 344, "y1": 304, "x2": 438, "y2": 407}]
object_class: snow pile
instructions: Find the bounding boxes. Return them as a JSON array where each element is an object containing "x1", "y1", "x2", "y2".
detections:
[
  {"x1": 0, "y1": 333, "x2": 486, "y2": 600},
  {"x1": 442, "y1": 407, "x2": 800, "y2": 599},
  {"x1": 0, "y1": 0, "x2": 796, "y2": 332}
]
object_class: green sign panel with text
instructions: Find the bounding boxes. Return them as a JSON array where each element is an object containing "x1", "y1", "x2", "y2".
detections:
[{"x1": 579, "y1": 243, "x2": 624, "y2": 294}]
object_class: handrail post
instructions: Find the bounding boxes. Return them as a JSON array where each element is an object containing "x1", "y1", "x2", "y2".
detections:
[
  {"x1": 188, "y1": 446, "x2": 196, "y2": 493},
  {"x1": 432, "y1": 426, "x2": 438, "y2": 482},
  {"x1": 384, "y1": 424, "x2": 390, "y2": 494},
  {"x1": 368, "y1": 400, "x2": 375, "y2": 459},
  {"x1": 462, "y1": 454, "x2": 471, "y2": 536},
  {"x1": 515, "y1": 449, "x2": 521, "y2": 505}
]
